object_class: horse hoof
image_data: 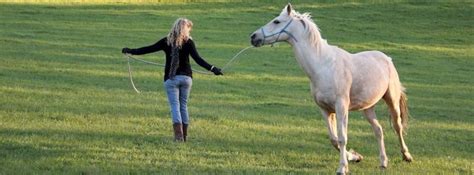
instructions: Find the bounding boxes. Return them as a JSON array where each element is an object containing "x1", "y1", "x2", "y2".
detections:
[
  {"x1": 402, "y1": 152, "x2": 413, "y2": 162},
  {"x1": 349, "y1": 150, "x2": 364, "y2": 162},
  {"x1": 380, "y1": 160, "x2": 388, "y2": 169},
  {"x1": 337, "y1": 165, "x2": 349, "y2": 175}
]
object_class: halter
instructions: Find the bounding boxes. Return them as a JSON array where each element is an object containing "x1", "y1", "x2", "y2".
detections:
[{"x1": 260, "y1": 18, "x2": 298, "y2": 45}]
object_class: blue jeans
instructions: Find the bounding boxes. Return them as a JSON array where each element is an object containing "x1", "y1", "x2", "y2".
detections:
[{"x1": 164, "y1": 75, "x2": 192, "y2": 124}]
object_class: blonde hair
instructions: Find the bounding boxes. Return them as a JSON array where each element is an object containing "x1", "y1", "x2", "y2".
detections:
[{"x1": 167, "y1": 18, "x2": 193, "y2": 48}]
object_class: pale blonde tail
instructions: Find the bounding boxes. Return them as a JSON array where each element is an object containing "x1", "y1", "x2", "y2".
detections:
[{"x1": 399, "y1": 91, "x2": 409, "y2": 134}]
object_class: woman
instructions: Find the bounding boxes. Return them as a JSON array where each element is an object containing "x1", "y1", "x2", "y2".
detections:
[{"x1": 122, "y1": 18, "x2": 223, "y2": 142}]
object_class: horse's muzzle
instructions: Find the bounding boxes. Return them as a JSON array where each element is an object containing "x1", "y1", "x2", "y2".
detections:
[
  {"x1": 250, "y1": 38, "x2": 263, "y2": 47},
  {"x1": 250, "y1": 32, "x2": 264, "y2": 47}
]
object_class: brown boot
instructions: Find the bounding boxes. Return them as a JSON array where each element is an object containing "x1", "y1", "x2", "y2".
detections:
[
  {"x1": 173, "y1": 123, "x2": 184, "y2": 142},
  {"x1": 182, "y1": 123, "x2": 188, "y2": 142}
]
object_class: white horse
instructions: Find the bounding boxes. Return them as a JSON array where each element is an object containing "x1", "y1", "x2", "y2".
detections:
[{"x1": 250, "y1": 3, "x2": 413, "y2": 174}]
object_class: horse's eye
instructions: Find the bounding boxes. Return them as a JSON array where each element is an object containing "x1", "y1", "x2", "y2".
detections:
[{"x1": 273, "y1": 20, "x2": 280, "y2": 24}]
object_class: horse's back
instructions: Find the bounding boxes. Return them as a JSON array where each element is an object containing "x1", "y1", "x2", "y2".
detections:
[
  {"x1": 351, "y1": 50, "x2": 393, "y2": 74},
  {"x1": 353, "y1": 50, "x2": 391, "y2": 62}
]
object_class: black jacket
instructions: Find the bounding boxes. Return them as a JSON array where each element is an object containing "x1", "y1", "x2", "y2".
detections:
[{"x1": 128, "y1": 37, "x2": 213, "y2": 81}]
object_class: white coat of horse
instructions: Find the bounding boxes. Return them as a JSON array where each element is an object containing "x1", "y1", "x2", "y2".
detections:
[{"x1": 250, "y1": 4, "x2": 413, "y2": 174}]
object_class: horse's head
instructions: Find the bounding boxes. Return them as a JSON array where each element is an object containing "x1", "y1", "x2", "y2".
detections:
[{"x1": 250, "y1": 3, "x2": 301, "y2": 47}]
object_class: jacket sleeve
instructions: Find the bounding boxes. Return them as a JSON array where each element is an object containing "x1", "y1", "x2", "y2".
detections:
[
  {"x1": 188, "y1": 39, "x2": 213, "y2": 70},
  {"x1": 129, "y1": 38, "x2": 167, "y2": 55}
]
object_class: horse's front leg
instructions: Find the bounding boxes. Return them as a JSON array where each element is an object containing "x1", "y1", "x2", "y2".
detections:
[
  {"x1": 320, "y1": 109, "x2": 340, "y2": 150},
  {"x1": 335, "y1": 99, "x2": 350, "y2": 175},
  {"x1": 321, "y1": 109, "x2": 363, "y2": 159}
]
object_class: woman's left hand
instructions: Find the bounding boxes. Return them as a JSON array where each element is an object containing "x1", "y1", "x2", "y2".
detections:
[{"x1": 211, "y1": 67, "x2": 223, "y2": 75}]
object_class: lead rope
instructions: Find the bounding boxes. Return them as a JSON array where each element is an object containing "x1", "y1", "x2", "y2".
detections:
[
  {"x1": 221, "y1": 46, "x2": 253, "y2": 71},
  {"x1": 126, "y1": 55, "x2": 141, "y2": 93},
  {"x1": 125, "y1": 46, "x2": 254, "y2": 93}
]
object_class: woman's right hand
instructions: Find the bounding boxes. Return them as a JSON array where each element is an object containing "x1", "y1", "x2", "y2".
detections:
[{"x1": 122, "y1": 47, "x2": 131, "y2": 54}]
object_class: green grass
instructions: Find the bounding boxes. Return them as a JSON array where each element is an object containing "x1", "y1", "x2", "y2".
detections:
[{"x1": 1, "y1": 1, "x2": 473, "y2": 174}]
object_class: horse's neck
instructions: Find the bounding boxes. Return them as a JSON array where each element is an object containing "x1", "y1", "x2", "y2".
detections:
[{"x1": 291, "y1": 38, "x2": 333, "y2": 79}]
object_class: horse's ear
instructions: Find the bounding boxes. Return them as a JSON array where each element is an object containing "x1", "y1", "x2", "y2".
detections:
[{"x1": 286, "y1": 3, "x2": 293, "y2": 16}]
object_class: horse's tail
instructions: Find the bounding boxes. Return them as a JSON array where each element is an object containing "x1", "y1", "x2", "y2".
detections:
[
  {"x1": 399, "y1": 88, "x2": 409, "y2": 134},
  {"x1": 386, "y1": 55, "x2": 409, "y2": 135}
]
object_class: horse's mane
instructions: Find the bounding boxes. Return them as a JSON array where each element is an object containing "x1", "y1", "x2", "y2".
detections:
[{"x1": 293, "y1": 11, "x2": 323, "y2": 49}]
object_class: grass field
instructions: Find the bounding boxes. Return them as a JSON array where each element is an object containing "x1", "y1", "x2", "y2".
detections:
[{"x1": 0, "y1": 0, "x2": 473, "y2": 174}]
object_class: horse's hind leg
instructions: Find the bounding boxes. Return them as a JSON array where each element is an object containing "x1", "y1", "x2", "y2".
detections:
[
  {"x1": 363, "y1": 106, "x2": 388, "y2": 168},
  {"x1": 384, "y1": 93, "x2": 413, "y2": 162}
]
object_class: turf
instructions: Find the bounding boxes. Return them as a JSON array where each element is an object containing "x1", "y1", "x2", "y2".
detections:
[{"x1": 0, "y1": 0, "x2": 473, "y2": 174}]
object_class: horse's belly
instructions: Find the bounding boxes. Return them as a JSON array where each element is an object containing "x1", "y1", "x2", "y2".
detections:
[
  {"x1": 349, "y1": 86, "x2": 387, "y2": 111},
  {"x1": 349, "y1": 99, "x2": 380, "y2": 111},
  {"x1": 314, "y1": 92, "x2": 382, "y2": 112}
]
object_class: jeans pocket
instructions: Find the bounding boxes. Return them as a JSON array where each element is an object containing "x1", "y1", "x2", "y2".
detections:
[
  {"x1": 164, "y1": 79, "x2": 175, "y2": 88},
  {"x1": 181, "y1": 76, "x2": 192, "y2": 88}
]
